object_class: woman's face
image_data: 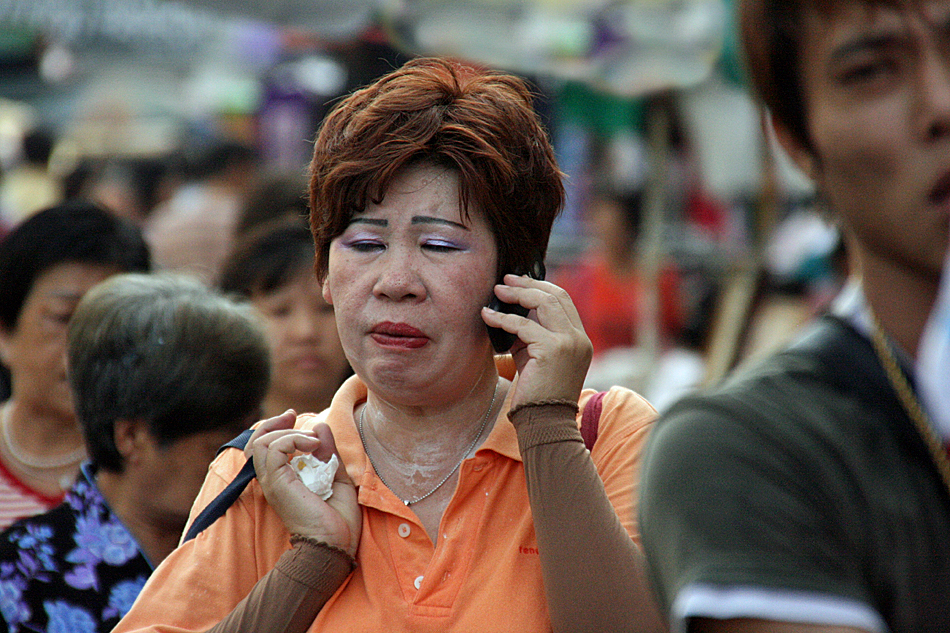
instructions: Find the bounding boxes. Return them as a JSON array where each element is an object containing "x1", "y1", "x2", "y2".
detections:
[
  {"x1": 796, "y1": 1, "x2": 950, "y2": 283},
  {"x1": 251, "y1": 268, "x2": 349, "y2": 413},
  {"x1": 323, "y1": 163, "x2": 499, "y2": 405},
  {"x1": 0, "y1": 262, "x2": 118, "y2": 419}
]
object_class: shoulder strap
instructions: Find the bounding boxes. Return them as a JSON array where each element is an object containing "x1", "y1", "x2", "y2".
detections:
[
  {"x1": 581, "y1": 391, "x2": 606, "y2": 451},
  {"x1": 182, "y1": 428, "x2": 257, "y2": 543}
]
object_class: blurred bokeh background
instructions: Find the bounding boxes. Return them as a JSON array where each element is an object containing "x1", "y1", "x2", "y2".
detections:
[{"x1": 0, "y1": 0, "x2": 843, "y2": 409}]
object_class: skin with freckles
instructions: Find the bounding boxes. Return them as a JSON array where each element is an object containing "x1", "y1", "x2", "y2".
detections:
[{"x1": 323, "y1": 164, "x2": 500, "y2": 413}]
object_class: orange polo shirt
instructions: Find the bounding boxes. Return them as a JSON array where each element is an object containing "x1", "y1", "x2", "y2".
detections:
[{"x1": 115, "y1": 365, "x2": 654, "y2": 633}]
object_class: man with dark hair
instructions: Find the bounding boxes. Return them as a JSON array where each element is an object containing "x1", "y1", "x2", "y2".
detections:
[
  {"x1": 639, "y1": 1, "x2": 950, "y2": 632},
  {"x1": 0, "y1": 273, "x2": 270, "y2": 633}
]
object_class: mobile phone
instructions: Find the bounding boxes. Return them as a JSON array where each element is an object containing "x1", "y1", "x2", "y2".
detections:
[{"x1": 486, "y1": 258, "x2": 546, "y2": 353}]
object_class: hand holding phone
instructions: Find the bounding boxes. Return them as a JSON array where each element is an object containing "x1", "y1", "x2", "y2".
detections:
[{"x1": 486, "y1": 259, "x2": 546, "y2": 353}]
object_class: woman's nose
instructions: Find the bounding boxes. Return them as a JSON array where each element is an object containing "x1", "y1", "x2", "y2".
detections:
[{"x1": 372, "y1": 250, "x2": 426, "y2": 301}]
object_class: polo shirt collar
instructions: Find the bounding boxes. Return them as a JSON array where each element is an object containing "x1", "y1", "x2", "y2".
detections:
[{"x1": 325, "y1": 355, "x2": 525, "y2": 483}]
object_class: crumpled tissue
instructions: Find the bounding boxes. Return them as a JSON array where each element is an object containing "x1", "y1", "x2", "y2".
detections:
[{"x1": 290, "y1": 453, "x2": 339, "y2": 500}]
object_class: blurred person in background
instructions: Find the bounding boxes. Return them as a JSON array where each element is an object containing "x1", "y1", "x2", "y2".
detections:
[
  {"x1": 219, "y1": 220, "x2": 351, "y2": 418},
  {"x1": 115, "y1": 57, "x2": 665, "y2": 633},
  {"x1": 233, "y1": 170, "x2": 310, "y2": 238},
  {"x1": 145, "y1": 140, "x2": 260, "y2": 283},
  {"x1": 639, "y1": 0, "x2": 950, "y2": 631},
  {"x1": 0, "y1": 273, "x2": 270, "y2": 633},
  {"x1": 0, "y1": 127, "x2": 64, "y2": 229},
  {"x1": 0, "y1": 202, "x2": 150, "y2": 531},
  {"x1": 64, "y1": 156, "x2": 184, "y2": 227},
  {"x1": 554, "y1": 187, "x2": 683, "y2": 358}
]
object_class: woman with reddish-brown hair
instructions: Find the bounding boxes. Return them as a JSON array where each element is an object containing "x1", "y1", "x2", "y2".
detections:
[{"x1": 115, "y1": 58, "x2": 665, "y2": 633}]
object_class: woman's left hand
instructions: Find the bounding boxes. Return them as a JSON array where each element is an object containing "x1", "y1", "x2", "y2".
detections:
[
  {"x1": 481, "y1": 274, "x2": 592, "y2": 409},
  {"x1": 245, "y1": 411, "x2": 361, "y2": 557}
]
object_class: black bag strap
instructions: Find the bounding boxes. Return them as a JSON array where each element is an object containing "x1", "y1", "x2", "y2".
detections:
[
  {"x1": 182, "y1": 428, "x2": 256, "y2": 542},
  {"x1": 183, "y1": 392, "x2": 609, "y2": 543}
]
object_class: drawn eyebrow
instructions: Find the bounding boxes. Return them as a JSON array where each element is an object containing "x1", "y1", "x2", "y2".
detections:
[
  {"x1": 411, "y1": 215, "x2": 469, "y2": 231},
  {"x1": 346, "y1": 215, "x2": 469, "y2": 230},
  {"x1": 348, "y1": 217, "x2": 388, "y2": 227}
]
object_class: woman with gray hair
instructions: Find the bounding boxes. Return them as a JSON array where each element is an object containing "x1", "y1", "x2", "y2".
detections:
[{"x1": 0, "y1": 273, "x2": 270, "y2": 633}]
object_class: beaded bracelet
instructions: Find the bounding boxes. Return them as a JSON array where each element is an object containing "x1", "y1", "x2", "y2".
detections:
[
  {"x1": 507, "y1": 398, "x2": 579, "y2": 421},
  {"x1": 290, "y1": 534, "x2": 357, "y2": 570}
]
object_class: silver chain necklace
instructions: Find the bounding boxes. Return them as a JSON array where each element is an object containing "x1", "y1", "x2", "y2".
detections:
[{"x1": 358, "y1": 380, "x2": 498, "y2": 506}]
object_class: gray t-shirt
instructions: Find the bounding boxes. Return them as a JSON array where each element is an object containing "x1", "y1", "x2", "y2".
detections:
[{"x1": 640, "y1": 316, "x2": 950, "y2": 632}]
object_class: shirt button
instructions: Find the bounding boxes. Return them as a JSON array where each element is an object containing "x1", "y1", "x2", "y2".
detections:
[
  {"x1": 397, "y1": 523, "x2": 411, "y2": 538},
  {"x1": 414, "y1": 575, "x2": 424, "y2": 589}
]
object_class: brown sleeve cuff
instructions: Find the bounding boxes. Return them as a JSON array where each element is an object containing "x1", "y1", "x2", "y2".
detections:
[
  {"x1": 508, "y1": 402, "x2": 583, "y2": 452},
  {"x1": 276, "y1": 536, "x2": 355, "y2": 594}
]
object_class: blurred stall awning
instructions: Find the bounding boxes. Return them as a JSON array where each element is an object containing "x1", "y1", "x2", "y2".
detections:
[
  {"x1": 381, "y1": 0, "x2": 727, "y2": 96},
  {"x1": 0, "y1": 0, "x2": 727, "y2": 97},
  {"x1": 175, "y1": 0, "x2": 376, "y2": 40},
  {"x1": 172, "y1": 0, "x2": 727, "y2": 96}
]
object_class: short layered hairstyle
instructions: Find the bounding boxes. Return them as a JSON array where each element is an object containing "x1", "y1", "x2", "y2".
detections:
[
  {"x1": 309, "y1": 57, "x2": 565, "y2": 281},
  {"x1": 67, "y1": 273, "x2": 270, "y2": 473}
]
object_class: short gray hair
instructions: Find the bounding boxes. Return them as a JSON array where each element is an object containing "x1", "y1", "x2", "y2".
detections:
[{"x1": 67, "y1": 273, "x2": 270, "y2": 473}]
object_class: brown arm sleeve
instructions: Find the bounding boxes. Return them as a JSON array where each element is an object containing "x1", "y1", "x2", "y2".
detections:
[
  {"x1": 511, "y1": 403, "x2": 667, "y2": 633},
  {"x1": 202, "y1": 537, "x2": 354, "y2": 633}
]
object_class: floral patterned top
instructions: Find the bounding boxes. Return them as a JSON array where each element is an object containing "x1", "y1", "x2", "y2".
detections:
[{"x1": 0, "y1": 463, "x2": 152, "y2": 633}]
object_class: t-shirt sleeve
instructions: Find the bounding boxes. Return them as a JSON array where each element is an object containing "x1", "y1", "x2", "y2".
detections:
[
  {"x1": 638, "y1": 395, "x2": 879, "y2": 626},
  {"x1": 591, "y1": 387, "x2": 656, "y2": 541}
]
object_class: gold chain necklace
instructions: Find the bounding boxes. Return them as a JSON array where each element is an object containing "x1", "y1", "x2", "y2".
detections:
[
  {"x1": 358, "y1": 380, "x2": 498, "y2": 506},
  {"x1": 868, "y1": 314, "x2": 950, "y2": 494}
]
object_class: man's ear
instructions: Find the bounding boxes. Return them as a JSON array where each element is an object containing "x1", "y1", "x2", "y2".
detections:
[
  {"x1": 772, "y1": 116, "x2": 820, "y2": 183},
  {"x1": 113, "y1": 419, "x2": 152, "y2": 467}
]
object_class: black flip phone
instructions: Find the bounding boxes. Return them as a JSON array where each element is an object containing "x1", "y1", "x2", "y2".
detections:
[{"x1": 486, "y1": 258, "x2": 546, "y2": 353}]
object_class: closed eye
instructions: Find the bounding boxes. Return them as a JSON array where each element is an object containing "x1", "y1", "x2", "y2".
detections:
[
  {"x1": 422, "y1": 238, "x2": 463, "y2": 253},
  {"x1": 347, "y1": 239, "x2": 385, "y2": 253}
]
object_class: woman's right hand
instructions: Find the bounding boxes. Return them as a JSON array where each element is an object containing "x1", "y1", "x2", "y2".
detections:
[{"x1": 245, "y1": 411, "x2": 361, "y2": 557}]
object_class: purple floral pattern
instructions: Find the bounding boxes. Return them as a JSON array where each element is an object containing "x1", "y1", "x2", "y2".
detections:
[{"x1": 0, "y1": 465, "x2": 152, "y2": 633}]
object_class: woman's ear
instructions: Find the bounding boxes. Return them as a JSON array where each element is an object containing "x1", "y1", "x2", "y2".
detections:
[
  {"x1": 322, "y1": 277, "x2": 333, "y2": 305},
  {"x1": 772, "y1": 116, "x2": 820, "y2": 183}
]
